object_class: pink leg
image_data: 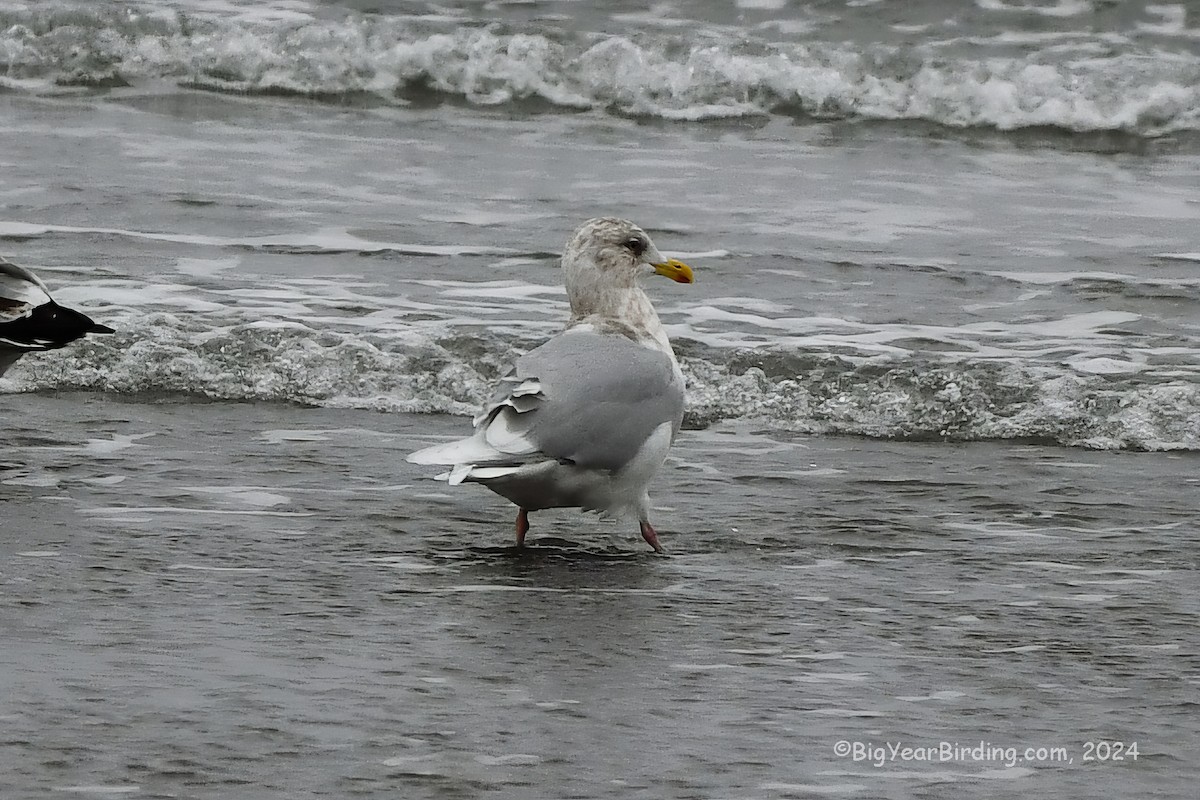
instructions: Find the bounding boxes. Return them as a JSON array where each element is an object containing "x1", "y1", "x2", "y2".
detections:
[
  {"x1": 515, "y1": 508, "x2": 529, "y2": 547},
  {"x1": 639, "y1": 520, "x2": 665, "y2": 554}
]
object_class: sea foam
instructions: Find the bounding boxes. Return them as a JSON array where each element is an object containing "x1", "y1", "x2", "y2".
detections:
[
  {"x1": 6, "y1": 312, "x2": 1197, "y2": 452},
  {"x1": 0, "y1": 4, "x2": 1197, "y2": 136}
]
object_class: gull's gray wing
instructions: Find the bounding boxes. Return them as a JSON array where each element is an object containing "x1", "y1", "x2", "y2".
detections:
[{"x1": 476, "y1": 330, "x2": 685, "y2": 473}]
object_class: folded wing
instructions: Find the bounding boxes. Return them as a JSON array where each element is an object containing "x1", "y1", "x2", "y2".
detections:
[{"x1": 408, "y1": 330, "x2": 685, "y2": 476}]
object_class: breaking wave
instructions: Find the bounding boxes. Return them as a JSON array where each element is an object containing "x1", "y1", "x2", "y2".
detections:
[
  {"x1": 6, "y1": 317, "x2": 1197, "y2": 452},
  {"x1": 0, "y1": 4, "x2": 1198, "y2": 137}
]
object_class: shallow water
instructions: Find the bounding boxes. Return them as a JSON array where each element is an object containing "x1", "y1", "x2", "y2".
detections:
[
  {"x1": 3, "y1": 93, "x2": 1198, "y2": 448},
  {"x1": 2, "y1": 395, "x2": 1198, "y2": 798},
  {"x1": 1, "y1": 0, "x2": 1199, "y2": 797}
]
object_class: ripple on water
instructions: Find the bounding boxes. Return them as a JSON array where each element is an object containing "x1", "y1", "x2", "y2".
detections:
[{"x1": 50, "y1": 788, "x2": 141, "y2": 796}]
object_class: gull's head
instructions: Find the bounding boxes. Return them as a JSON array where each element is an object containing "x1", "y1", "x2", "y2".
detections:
[{"x1": 563, "y1": 217, "x2": 694, "y2": 288}]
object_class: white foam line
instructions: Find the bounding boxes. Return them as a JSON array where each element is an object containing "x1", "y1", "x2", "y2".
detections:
[
  {"x1": 440, "y1": 284, "x2": 566, "y2": 299},
  {"x1": 296, "y1": 484, "x2": 413, "y2": 494},
  {"x1": 673, "y1": 249, "x2": 732, "y2": 259},
  {"x1": 990, "y1": 268, "x2": 1200, "y2": 286},
  {"x1": 759, "y1": 782, "x2": 868, "y2": 795},
  {"x1": 84, "y1": 507, "x2": 314, "y2": 517},
  {"x1": 0, "y1": 221, "x2": 515, "y2": 256},
  {"x1": 670, "y1": 663, "x2": 741, "y2": 671},
  {"x1": 579, "y1": 584, "x2": 692, "y2": 596},
  {"x1": 436, "y1": 585, "x2": 568, "y2": 593},
  {"x1": 977, "y1": 0, "x2": 1092, "y2": 19},
  {"x1": 167, "y1": 564, "x2": 271, "y2": 572}
]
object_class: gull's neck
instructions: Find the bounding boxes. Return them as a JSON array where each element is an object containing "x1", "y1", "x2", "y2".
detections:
[{"x1": 566, "y1": 279, "x2": 675, "y2": 357}]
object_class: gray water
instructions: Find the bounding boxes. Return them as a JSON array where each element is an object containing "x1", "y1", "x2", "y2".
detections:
[
  {"x1": 3, "y1": 395, "x2": 1197, "y2": 798},
  {"x1": 2, "y1": 0, "x2": 1200, "y2": 797}
]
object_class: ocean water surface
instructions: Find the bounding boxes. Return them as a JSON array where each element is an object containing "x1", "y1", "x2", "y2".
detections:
[{"x1": 1, "y1": 0, "x2": 1198, "y2": 798}]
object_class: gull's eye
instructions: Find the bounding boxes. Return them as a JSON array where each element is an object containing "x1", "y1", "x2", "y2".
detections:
[{"x1": 624, "y1": 236, "x2": 647, "y2": 256}]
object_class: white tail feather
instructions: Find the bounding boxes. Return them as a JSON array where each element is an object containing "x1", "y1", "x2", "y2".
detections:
[
  {"x1": 463, "y1": 466, "x2": 523, "y2": 480},
  {"x1": 407, "y1": 429, "x2": 503, "y2": 466},
  {"x1": 427, "y1": 465, "x2": 524, "y2": 484},
  {"x1": 447, "y1": 464, "x2": 473, "y2": 485}
]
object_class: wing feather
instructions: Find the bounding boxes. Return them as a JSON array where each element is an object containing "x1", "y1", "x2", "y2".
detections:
[
  {"x1": 481, "y1": 331, "x2": 684, "y2": 473},
  {"x1": 410, "y1": 331, "x2": 685, "y2": 477}
]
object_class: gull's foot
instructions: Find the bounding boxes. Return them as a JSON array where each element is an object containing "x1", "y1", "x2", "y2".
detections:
[
  {"x1": 515, "y1": 507, "x2": 529, "y2": 547},
  {"x1": 639, "y1": 520, "x2": 665, "y2": 554}
]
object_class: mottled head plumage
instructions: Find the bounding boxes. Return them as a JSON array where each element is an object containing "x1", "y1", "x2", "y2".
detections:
[
  {"x1": 563, "y1": 218, "x2": 666, "y2": 284},
  {"x1": 557, "y1": 217, "x2": 694, "y2": 349}
]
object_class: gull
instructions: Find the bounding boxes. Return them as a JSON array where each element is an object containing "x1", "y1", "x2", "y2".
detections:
[
  {"x1": 0, "y1": 256, "x2": 114, "y2": 377},
  {"x1": 408, "y1": 217, "x2": 695, "y2": 553}
]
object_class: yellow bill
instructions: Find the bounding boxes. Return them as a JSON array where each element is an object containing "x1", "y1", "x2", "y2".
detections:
[{"x1": 651, "y1": 258, "x2": 695, "y2": 284}]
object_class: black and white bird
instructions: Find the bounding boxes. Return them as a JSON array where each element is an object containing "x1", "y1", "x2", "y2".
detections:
[{"x1": 0, "y1": 256, "x2": 114, "y2": 377}]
